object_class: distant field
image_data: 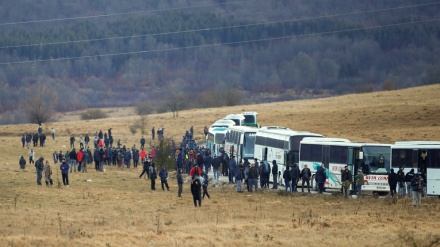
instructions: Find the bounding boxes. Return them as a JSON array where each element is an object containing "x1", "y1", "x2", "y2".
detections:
[{"x1": 0, "y1": 85, "x2": 439, "y2": 246}]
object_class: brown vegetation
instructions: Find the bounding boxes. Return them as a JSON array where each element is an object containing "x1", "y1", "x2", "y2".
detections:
[{"x1": 0, "y1": 85, "x2": 439, "y2": 246}]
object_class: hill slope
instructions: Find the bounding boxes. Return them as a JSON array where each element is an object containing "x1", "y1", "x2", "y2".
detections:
[{"x1": 0, "y1": 84, "x2": 439, "y2": 246}]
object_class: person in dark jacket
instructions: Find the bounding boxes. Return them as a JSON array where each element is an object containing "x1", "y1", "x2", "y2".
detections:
[
  {"x1": 19, "y1": 156, "x2": 26, "y2": 170},
  {"x1": 271, "y1": 160, "x2": 278, "y2": 189},
  {"x1": 133, "y1": 150, "x2": 140, "y2": 168},
  {"x1": 315, "y1": 164, "x2": 327, "y2": 194},
  {"x1": 177, "y1": 168, "x2": 184, "y2": 197},
  {"x1": 388, "y1": 168, "x2": 398, "y2": 197},
  {"x1": 70, "y1": 135, "x2": 75, "y2": 149},
  {"x1": 140, "y1": 136, "x2": 146, "y2": 150},
  {"x1": 411, "y1": 173, "x2": 424, "y2": 206},
  {"x1": 405, "y1": 169, "x2": 415, "y2": 198},
  {"x1": 341, "y1": 166, "x2": 352, "y2": 197},
  {"x1": 159, "y1": 166, "x2": 170, "y2": 191},
  {"x1": 248, "y1": 163, "x2": 259, "y2": 192},
  {"x1": 69, "y1": 148, "x2": 77, "y2": 173},
  {"x1": 202, "y1": 172, "x2": 211, "y2": 198},
  {"x1": 235, "y1": 166, "x2": 243, "y2": 193},
  {"x1": 149, "y1": 163, "x2": 157, "y2": 190},
  {"x1": 139, "y1": 159, "x2": 150, "y2": 179},
  {"x1": 203, "y1": 154, "x2": 212, "y2": 175},
  {"x1": 397, "y1": 166, "x2": 406, "y2": 197},
  {"x1": 93, "y1": 148, "x2": 100, "y2": 171},
  {"x1": 124, "y1": 150, "x2": 131, "y2": 168},
  {"x1": 151, "y1": 127, "x2": 155, "y2": 140},
  {"x1": 191, "y1": 176, "x2": 202, "y2": 207},
  {"x1": 212, "y1": 155, "x2": 221, "y2": 182},
  {"x1": 60, "y1": 158, "x2": 70, "y2": 187},
  {"x1": 291, "y1": 164, "x2": 300, "y2": 192},
  {"x1": 301, "y1": 165, "x2": 312, "y2": 193},
  {"x1": 228, "y1": 156, "x2": 237, "y2": 184},
  {"x1": 283, "y1": 167, "x2": 292, "y2": 192},
  {"x1": 35, "y1": 157, "x2": 45, "y2": 185},
  {"x1": 21, "y1": 135, "x2": 25, "y2": 148}
]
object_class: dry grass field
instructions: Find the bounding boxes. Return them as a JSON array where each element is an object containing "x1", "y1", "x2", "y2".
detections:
[{"x1": 1, "y1": 85, "x2": 440, "y2": 246}]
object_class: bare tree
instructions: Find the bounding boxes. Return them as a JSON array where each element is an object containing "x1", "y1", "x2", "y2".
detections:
[
  {"x1": 166, "y1": 81, "x2": 183, "y2": 118},
  {"x1": 25, "y1": 82, "x2": 55, "y2": 125},
  {"x1": 137, "y1": 115, "x2": 148, "y2": 135}
]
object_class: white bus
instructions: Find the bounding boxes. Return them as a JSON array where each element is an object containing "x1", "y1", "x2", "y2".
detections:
[
  {"x1": 206, "y1": 127, "x2": 228, "y2": 157},
  {"x1": 299, "y1": 138, "x2": 392, "y2": 193},
  {"x1": 223, "y1": 114, "x2": 246, "y2": 126},
  {"x1": 224, "y1": 126, "x2": 258, "y2": 163},
  {"x1": 254, "y1": 126, "x2": 323, "y2": 186},
  {"x1": 208, "y1": 119, "x2": 235, "y2": 132},
  {"x1": 241, "y1": 112, "x2": 260, "y2": 127},
  {"x1": 391, "y1": 141, "x2": 440, "y2": 196}
]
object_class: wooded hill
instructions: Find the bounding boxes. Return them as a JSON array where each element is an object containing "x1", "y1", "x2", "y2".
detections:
[{"x1": 0, "y1": 0, "x2": 439, "y2": 124}]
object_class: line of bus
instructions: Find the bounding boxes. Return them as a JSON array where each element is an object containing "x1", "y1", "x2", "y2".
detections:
[
  {"x1": 391, "y1": 141, "x2": 440, "y2": 196},
  {"x1": 253, "y1": 126, "x2": 323, "y2": 186},
  {"x1": 224, "y1": 126, "x2": 258, "y2": 164},
  {"x1": 299, "y1": 137, "x2": 392, "y2": 194}
]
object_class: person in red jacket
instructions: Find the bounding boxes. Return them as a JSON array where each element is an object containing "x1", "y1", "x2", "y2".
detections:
[
  {"x1": 77, "y1": 148, "x2": 84, "y2": 171},
  {"x1": 190, "y1": 164, "x2": 202, "y2": 178}
]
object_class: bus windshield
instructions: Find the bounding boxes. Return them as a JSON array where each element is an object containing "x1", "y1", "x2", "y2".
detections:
[
  {"x1": 214, "y1": 133, "x2": 225, "y2": 144},
  {"x1": 362, "y1": 146, "x2": 391, "y2": 175},
  {"x1": 243, "y1": 133, "x2": 256, "y2": 158},
  {"x1": 243, "y1": 115, "x2": 256, "y2": 124}
]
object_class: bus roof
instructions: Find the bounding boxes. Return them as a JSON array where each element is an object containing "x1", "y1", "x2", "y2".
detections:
[
  {"x1": 210, "y1": 127, "x2": 228, "y2": 132},
  {"x1": 392, "y1": 144, "x2": 440, "y2": 149},
  {"x1": 394, "y1": 141, "x2": 440, "y2": 146},
  {"x1": 241, "y1": 111, "x2": 258, "y2": 116},
  {"x1": 301, "y1": 137, "x2": 351, "y2": 143},
  {"x1": 257, "y1": 126, "x2": 322, "y2": 138},
  {"x1": 224, "y1": 114, "x2": 245, "y2": 120},
  {"x1": 213, "y1": 119, "x2": 236, "y2": 125},
  {"x1": 260, "y1": 126, "x2": 291, "y2": 131},
  {"x1": 226, "y1": 125, "x2": 258, "y2": 133}
]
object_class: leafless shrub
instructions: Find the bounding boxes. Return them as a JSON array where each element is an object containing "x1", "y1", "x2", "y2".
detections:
[{"x1": 80, "y1": 109, "x2": 108, "y2": 120}]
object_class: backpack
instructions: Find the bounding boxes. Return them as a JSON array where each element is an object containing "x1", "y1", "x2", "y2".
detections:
[
  {"x1": 264, "y1": 162, "x2": 269, "y2": 174},
  {"x1": 302, "y1": 169, "x2": 310, "y2": 180}
]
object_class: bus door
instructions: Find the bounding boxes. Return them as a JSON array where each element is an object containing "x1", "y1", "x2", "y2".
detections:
[
  {"x1": 322, "y1": 146, "x2": 330, "y2": 169},
  {"x1": 411, "y1": 149, "x2": 420, "y2": 173},
  {"x1": 239, "y1": 144, "x2": 244, "y2": 163},
  {"x1": 426, "y1": 148, "x2": 440, "y2": 195},
  {"x1": 347, "y1": 147, "x2": 357, "y2": 191},
  {"x1": 262, "y1": 147, "x2": 268, "y2": 161},
  {"x1": 418, "y1": 149, "x2": 427, "y2": 173},
  {"x1": 229, "y1": 145, "x2": 235, "y2": 160}
]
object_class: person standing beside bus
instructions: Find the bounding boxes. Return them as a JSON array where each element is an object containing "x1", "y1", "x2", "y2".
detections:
[
  {"x1": 248, "y1": 163, "x2": 259, "y2": 192},
  {"x1": 283, "y1": 167, "x2": 292, "y2": 192},
  {"x1": 405, "y1": 169, "x2": 415, "y2": 198},
  {"x1": 355, "y1": 169, "x2": 364, "y2": 195},
  {"x1": 397, "y1": 166, "x2": 406, "y2": 197},
  {"x1": 291, "y1": 164, "x2": 300, "y2": 192},
  {"x1": 315, "y1": 164, "x2": 327, "y2": 194},
  {"x1": 301, "y1": 165, "x2": 312, "y2": 193},
  {"x1": 271, "y1": 160, "x2": 278, "y2": 189},
  {"x1": 388, "y1": 168, "x2": 398, "y2": 197},
  {"x1": 411, "y1": 173, "x2": 424, "y2": 207},
  {"x1": 341, "y1": 166, "x2": 352, "y2": 197}
]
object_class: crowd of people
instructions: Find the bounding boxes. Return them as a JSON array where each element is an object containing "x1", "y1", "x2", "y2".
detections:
[{"x1": 18, "y1": 125, "x2": 427, "y2": 208}]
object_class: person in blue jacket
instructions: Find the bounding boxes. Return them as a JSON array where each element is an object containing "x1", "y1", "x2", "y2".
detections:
[
  {"x1": 159, "y1": 165, "x2": 170, "y2": 191},
  {"x1": 60, "y1": 158, "x2": 70, "y2": 187}
]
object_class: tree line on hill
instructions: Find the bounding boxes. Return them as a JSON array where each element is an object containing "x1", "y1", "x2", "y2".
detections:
[{"x1": 0, "y1": 0, "x2": 439, "y2": 124}]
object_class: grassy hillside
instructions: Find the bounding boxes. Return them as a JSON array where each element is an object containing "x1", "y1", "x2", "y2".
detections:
[{"x1": 0, "y1": 84, "x2": 439, "y2": 246}]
